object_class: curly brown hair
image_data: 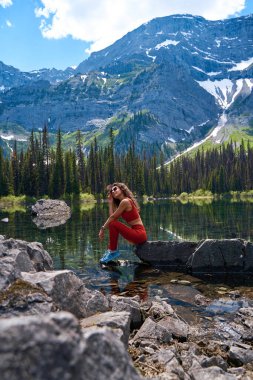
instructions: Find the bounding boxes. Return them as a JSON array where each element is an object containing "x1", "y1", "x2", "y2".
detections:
[{"x1": 107, "y1": 182, "x2": 140, "y2": 212}]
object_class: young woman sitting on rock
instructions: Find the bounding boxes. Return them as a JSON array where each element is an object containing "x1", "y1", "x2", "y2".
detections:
[{"x1": 98, "y1": 182, "x2": 147, "y2": 264}]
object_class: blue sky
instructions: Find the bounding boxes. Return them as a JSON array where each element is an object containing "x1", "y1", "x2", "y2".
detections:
[{"x1": 0, "y1": 0, "x2": 253, "y2": 72}]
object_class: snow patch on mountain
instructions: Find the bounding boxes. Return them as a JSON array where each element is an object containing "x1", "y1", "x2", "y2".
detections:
[
  {"x1": 192, "y1": 66, "x2": 222, "y2": 76},
  {"x1": 215, "y1": 39, "x2": 221, "y2": 47},
  {"x1": 80, "y1": 75, "x2": 87, "y2": 83},
  {"x1": 228, "y1": 57, "x2": 253, "y2": 72},
  {"x1": 167, "y1": 137, "x2": 177, "y2": 143},
  {"x1": 197, "y1": 79, "x2": 253, "y2": 108},
  {"x1": 0, "y1": 134, "x2": 27, "y2": 142},
  {"x1": 146, "y1": 49, "x2": 156, "y2": 61},
  {"x1": 165, "y1": 114, "x2": 228, "y2": 165},
  {"x1": 155, "y1": 40, "x2": 179, "y2": 50}
]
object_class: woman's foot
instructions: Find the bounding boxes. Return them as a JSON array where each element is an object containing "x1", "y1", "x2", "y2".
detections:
[{"x1": 100, "y1": 249, "x2": 120, "y2": 264}]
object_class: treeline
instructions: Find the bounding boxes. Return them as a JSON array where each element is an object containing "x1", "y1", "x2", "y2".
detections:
[
  {"x1": 0, "y1": 127, "x2": 252, "y2": 198},
  {"x1": 166, "y1": 140, "x2": 253, "y2": 194},
  {"x1": 0, "y1": 126, "x2": 163, "y2": 197}
]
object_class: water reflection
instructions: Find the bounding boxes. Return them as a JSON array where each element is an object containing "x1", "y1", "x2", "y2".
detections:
[{"x1": 1, "y1": 199, "x2": 253, "y2": 306}]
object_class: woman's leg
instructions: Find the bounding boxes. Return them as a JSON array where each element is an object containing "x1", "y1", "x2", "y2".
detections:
[{"x1": 108, "y1": 220, "x2": 147, "y2": 250}]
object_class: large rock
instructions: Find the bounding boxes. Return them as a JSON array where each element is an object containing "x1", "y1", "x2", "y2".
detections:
[
  {"x1": 31, "y1": 199, "x2": 71, "y2": 229},
  {"x1": 0, "y1": 238, "x2": 53, "y2": 291},
  {"x1": 132, "y1": 317, "x2": 172, "y2": 344},
  {"x1": 134, "y1": 241, "x2": 198, "y2": 267},
  {"x1": 189, "y1": 366, "x2": 236, "y2": 380},
  {"x1": 0, "y1": 279, "x2": 55, "y2": 318},
  {"x1": 0, "y1": 312, "x2": 84, "y2": 380},
  {"x1": 135, "y1": 239, "x2": 253, "y2": 273},
  {"x1": 21, "y1": 270, "x2": 109, "y2": 318},
  {"x1": 82, "y1": 328, "x2": 142, "y2": 380},
  {"x1": 80, "y1": 311, "x2": 131, "y2": 346},
  {"x1": 158, "y1": 315, "x2": 189, "y2": 341},
  {"x1": 143, "y1": 299, "x2": 174, "y2": 320},
  {"x1": 228, "y1": 346, "x2": 253, "y2": 366},
  {"x1": 0, "y1": 311, "x2": 142, "y2": 380},
  {"x1": 110, "y1": 295, "x2": 142, "y2": 328},
  {"x1": 186, "y1": 239, "x2": 251, "y2": 273}
]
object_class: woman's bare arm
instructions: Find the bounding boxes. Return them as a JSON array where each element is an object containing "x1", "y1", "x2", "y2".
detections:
[{"x1": 102, "y1": 199, "x2": 129, "y2": 229}]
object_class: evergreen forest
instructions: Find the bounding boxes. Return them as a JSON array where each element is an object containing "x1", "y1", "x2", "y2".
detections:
[{"x1": 0, "y1": 126, "x2": 252, "y2": 198}]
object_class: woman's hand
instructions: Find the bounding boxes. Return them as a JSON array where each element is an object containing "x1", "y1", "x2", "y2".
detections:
[
  {"x1": 99, "y1": 228, "x2": 104, "y2": 241},
  {"x1": 108, "y1": 192, "x2": 113, "y2": 203}
]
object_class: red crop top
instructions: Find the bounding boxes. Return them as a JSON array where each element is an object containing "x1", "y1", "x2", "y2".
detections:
[{"x1": 121, "y1": 198, "x2": 140, "y2": 223}]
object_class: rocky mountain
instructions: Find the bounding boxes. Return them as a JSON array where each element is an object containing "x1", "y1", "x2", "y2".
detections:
[
  {"x1": 0, "y1": 61, "x2": 75, "y2": 91},
  {"x1": 0, "y1": 14, "x2": 253, "y2": 156}
]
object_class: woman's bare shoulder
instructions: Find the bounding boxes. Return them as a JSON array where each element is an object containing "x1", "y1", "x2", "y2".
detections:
[{"x1": 120, "y1": 198, "x2": 131, "y2": 205}]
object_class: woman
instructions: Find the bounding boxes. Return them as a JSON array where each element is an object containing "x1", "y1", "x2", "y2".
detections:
[{"x1": 99, "y1": 182, "x2": 147, "y2": 264}]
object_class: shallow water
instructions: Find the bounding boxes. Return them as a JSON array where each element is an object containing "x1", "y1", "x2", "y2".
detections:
[{"x1": 1, "y1": 199, "x2": 253, "y2": 321}]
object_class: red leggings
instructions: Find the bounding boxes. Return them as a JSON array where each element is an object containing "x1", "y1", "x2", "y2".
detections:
[{"x1": 108, "y1": 220, "x2": 147, "y2": 250}]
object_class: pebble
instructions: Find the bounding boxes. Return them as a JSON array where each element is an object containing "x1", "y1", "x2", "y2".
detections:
[
  {"x1": 178, "y1": 280, "x2": 192, "y2": 286},
  {"x1": 170, "y1": 279, "x2": 192, "y2": 285},
  {"x1": 143, "y1": 347, "x2": 155, "y2": 355}
]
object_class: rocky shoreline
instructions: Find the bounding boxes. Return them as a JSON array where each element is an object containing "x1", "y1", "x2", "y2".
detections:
[{"x1": 0, "y1": 235, "x2": 253, "y2": 379}]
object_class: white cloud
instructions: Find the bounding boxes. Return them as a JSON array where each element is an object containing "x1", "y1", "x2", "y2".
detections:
[
  {"x1": 0, "y1": 0, "x2": 12, "y2": 7},
  {"x1": 6, "y1": 19, "x2": 12, "y2": 27},
  {"x1": 35, "y1": 0, "x2": 246, "y2": 54}
]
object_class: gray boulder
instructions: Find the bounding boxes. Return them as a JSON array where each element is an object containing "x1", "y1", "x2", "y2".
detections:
[
  {"x1": 186, "y1": 239, "x2": 250, "y2": 273},
  {"x1": 0, "y1": 279, "x2": 55, "y2": 318},
  {"x1": 0, "y1": 238, "x2": 53, "y2": 290},
  {"x1": 0, "y1": 312, "x2": 84, "y2": 380},
  {"x1": 149, "y1": 348, "x2": 189, "y2": 379},
  {"x1": 80, "y1": 310, "x2": 131, "y2": 347},
  {"x1": 228, "y1": 346, "x2": 253, "y2": 366},
  {"x1": 82, "y1": 328, "x2": 142, "y2": 380},
  {"x1": 21, "y1": 270, "x2": 109, "y2": 318},
  {"x1": 110, "y1": 295, "x2": 142, "y2": 328},
  {"x1": 135, "y1": 239, "x2": 253, "y2": 273},
  {"x1": 200, "y1": 355, "x2": 228, "y2": 371},
  {"x1": 132, "y1": 317, "x2": 172, "y2": 344},
  {"x1": 145, "y1": 300, "x2": 175, "y2": 319},
  {"x1": 158, "y1": 315, "x2": 189, "y2": 341},
  {"x1": 0, "y1": 311, "x2": 142, "y2": 380},
  {"x1": 244, "y1": 242, "x2": 253, "y2": 271},
  {"x1": 189, "y1": 366, "x2": 236, "y2": 380},
  {"x1": 31, "y1": 199, "x2": 71, "y2": 229},
  {"x1": 134, "y1": 241, "x2": 198, "y2": 267}
]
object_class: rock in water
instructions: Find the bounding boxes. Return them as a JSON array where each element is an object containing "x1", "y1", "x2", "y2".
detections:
[
  {"x1": 1, "y1": 218, "x2": 8, "y2": 223},
  {"x1": 31, "y1": 199, "x2": 71, "y2": 229}
]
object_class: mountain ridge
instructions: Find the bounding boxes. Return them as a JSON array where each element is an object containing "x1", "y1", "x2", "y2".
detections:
[{"x1": 0, "y1": 14, "x2": 253, "y2": 157}]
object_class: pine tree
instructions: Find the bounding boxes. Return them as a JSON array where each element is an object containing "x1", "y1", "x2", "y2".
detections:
[
  {"x1": 76, "y1": 129, "x2": 86, "y2": 192},
  {"x1": 50, "y1": 129, "x2": 65, "y2": 198}
]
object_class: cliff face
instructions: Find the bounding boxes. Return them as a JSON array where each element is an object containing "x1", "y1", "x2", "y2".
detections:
[{"x1": 0, "y1": 14, "x2": 252, "y2": 154}]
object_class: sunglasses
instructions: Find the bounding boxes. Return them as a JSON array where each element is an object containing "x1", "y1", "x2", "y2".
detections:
[{"x1": 111, "y1": 186, "x2": 118, "y2": 193}]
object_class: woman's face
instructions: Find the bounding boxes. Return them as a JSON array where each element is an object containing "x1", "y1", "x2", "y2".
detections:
[{"x1": 111, "y1": 185, "x2": 123, "y2": 198}]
